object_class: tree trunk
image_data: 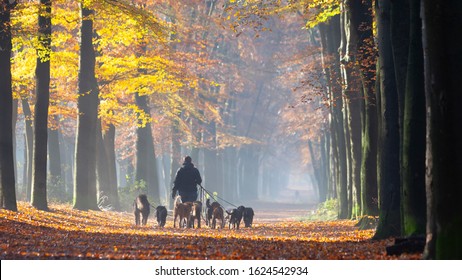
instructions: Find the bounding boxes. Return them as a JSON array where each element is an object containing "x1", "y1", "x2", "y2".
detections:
[
  {"x1": 0, "y1": 0, "x2": 17, "y2": 211},
  {"x1": 374, "y1": 0, "x2": 401, "y2": 239},
  {"x1": 390, "y1": 1, "x2": 409, "y2": 223},
  {"x1": 135, "y1": 93, "x2": 160, "y2": 205},
  {"x1": 104, "y1": 124, "x2": 119, "y2": 210},
  {"x1": 422, "y1": 0, "x2": 462, "y2": 259},
  {"x1": 73, "y1": 3, "x2": 99, "y2": 211},
  {"x1": 21, "y1": 99, "x2": 33, "y2": 201},
  {"x1": 48, "y1": 124, "x2": 63, "y2": 198},
  {"x1": 401, "y1": 0, "x2": 426, "y2": 237},
  {"x1": 31, "y1": 0, "x2": 52, "y2": 211},
  {"x1": 204, "y1": 121, "x2": 220, "y2": 194}
]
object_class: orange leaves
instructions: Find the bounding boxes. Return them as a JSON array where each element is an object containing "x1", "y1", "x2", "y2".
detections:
[{"x1": 0, "y1": 202, "x2": 421, "y2": 260}]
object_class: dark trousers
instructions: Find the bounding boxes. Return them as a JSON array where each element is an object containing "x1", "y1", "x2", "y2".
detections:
[{"x1": 179, "y1": 190, "x2": 197, "y2": 203}]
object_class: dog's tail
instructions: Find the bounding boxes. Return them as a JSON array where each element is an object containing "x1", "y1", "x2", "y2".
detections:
[{"x1": 174, "y1": 195, "x2": 182, "y2": 208}]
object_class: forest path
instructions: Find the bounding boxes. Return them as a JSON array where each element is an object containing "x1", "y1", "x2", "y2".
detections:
[
  {"x1": 241, "y1": 200, "x2": 316, "y2": 222},
  {"x1": 0, "y1": 202, "x2": 421, "y2": 260}
]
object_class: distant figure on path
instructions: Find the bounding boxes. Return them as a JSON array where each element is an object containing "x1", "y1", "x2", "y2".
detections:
[{"x1": 171, "y1": 156, "x2": 202, "y2": 203}]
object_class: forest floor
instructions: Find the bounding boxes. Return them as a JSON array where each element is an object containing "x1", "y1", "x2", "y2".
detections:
[{"x1": 0, "y1": 201, "x2": 422, "y2": 260}]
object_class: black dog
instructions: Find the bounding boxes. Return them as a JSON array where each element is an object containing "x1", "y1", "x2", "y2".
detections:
[
  {"x1": 156, "y1": 205, "x2": 167, "y2": 228},
  {"x1": 134, "y1": 194, "x2": 150, "y2": 226},
  {"x1": 226, "y1": 208, "x2": 243, "y2": 229},
  {"x1": 242, "y1": 207, "x2": 254, "y2": 228}
]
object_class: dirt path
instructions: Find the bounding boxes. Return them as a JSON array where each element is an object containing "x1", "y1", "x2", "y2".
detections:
[{"x1": 244, "y1": 201, "x2": 316, "y2": 222}]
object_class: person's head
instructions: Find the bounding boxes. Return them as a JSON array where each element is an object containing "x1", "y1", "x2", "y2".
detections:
[{"x1": 184, "y1": 156, "x2": 192, "y2": 164}]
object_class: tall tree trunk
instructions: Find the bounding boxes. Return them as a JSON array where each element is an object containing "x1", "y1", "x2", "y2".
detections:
[
  {"x1": 422, "y1": 0, "x2": 462, "y2": 259},
  {"x1": 390, "y1": 1, "x2": 409, "y2": 224},
  {"x1": 104, "y1": 124, "x2": 119, "y2": 210},
  {"x1": 344, "y1": 0, "x2": 379, "y2": 217},
  {"x1": 21, "y1": 99, "x2": 33, "y2": 201},
  {"x1": 374, "y1": 0, "x2": 401, "y2": 239},
  {"x1": 318, "y1": 132, "x2": 329, "y2": 202},
  {"x1": 0, "y1": 0, "x2": 17, "y2": 211},
  {"x1": 73, "y1": 3, "x2": 99, "y2": 211},
  {"x1": 96, "y1": 120, "x2": 110, "y2": 205},
  {"x1": 135, "y1": 93, "x2": 160, "y2": 205},
  {"x1": 168, "y1": 117, "x2": 181, "y2": 206},
  {"x1": 31, "y1": 0, "x2": 52, "y2": 211},
  {"x1": 48, "y1": 124, "x2": 63, "y2": 198},
  {"x1": 342, "y1": 0, "x2": 363, "y2": 218},
  {"x1": 204, "y1": 121, "x2": 219, "y2": 194},
  {"x1": 326, "y1": 15, "x2": 348, "y2": 218},
  {"x1": 401, "y1": 0, "x2": 426, "y2": 237}
]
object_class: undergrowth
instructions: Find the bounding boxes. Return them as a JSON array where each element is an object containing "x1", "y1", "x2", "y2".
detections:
[{"x1": 300, "y1": 199, "x2": 338, "y2": 221}]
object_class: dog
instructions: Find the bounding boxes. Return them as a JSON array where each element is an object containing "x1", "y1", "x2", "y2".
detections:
[
  {"x1": 242, "y1": 207, "x2": 254, "y2": 228},
  {"x1": 206, "y1": 198, "x2": 221, "y2": 227},
  {"x1": 173, "y1": 195, "x2": 192, "y2": 228},
  {"x1": 156, "y1": 205, "x2": 167, "y2": 228},
  {"x1": 186, "y1": 201, "x2": 202, "y2": 228},
  {"x1": 212, "y1": 206, "x2": 225, "y2": 229},
  {"x1": 226, "y1": 208, "x2": 243, "y2": 229},
  {"x1": 133, "y1": 194, "x2": 150, "y2": 226}
]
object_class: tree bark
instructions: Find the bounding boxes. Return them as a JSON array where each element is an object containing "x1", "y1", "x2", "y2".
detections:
[
  {"x1": 422, "y1": 0, "x2": 462, "y2": 259},
  {"x1": 401, "y1": 0, "x2": 426, "y2": 237},
  {"x1": 21, "y1": 99, "x2": 33, "y2": 201},
  {"x1": 135, "y1": 93, "x2": 160, "y2": 205},
  {"x1": 374, "y1": 0, "x2": 401, "y2": 239},
  {"x1": 31, "y1": 0, "x2": 52, "y2": 210},
  {"x1": 48, "y1": 124, "x2": 63, "y2": 198},
  {"x1": 0, "y1": 0, "x2": 17, "y2": 211},
  {"x1": 73, "y1": 3, "x2": 99, "y2": 210}
]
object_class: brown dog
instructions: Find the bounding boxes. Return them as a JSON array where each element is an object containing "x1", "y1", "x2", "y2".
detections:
[
  {"x1": 212, "y1": 206, "x2": 225, "y2": 229},
  {"x1": 187, "y1": 201, "x2": 202, "y2": 228},
  {"x1": 206, "y1": 198, "x2": 221, "y2": 227},
  {"x1": 133, "y1": 194, "x2": 150, "y2": 226},
  {"x1": 173, "y1": 196, "x2": 192, "y2": 228}
]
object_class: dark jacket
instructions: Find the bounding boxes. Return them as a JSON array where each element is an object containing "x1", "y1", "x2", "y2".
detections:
[{"x1": 173, "y1": 162, "x2": 202, "y2": 193}]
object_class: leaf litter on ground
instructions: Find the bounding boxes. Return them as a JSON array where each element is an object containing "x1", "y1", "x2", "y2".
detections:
[{"x1": 0, "y1": 202, "x2": 421, "y2": 260}]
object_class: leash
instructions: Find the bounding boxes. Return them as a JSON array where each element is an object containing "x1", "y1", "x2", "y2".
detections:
[{"x1": 198, "y1": 184, "x2": 239, "y2": 209}]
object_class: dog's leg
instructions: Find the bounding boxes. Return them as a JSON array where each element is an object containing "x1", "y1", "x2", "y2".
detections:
[{"x1": 135, "y1": 210, "x2": 140, "y2": 226}]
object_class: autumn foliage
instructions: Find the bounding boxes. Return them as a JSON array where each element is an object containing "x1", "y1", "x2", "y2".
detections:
[{"x1": 0, "y1": 202, "x2": 421, "y2": 260}]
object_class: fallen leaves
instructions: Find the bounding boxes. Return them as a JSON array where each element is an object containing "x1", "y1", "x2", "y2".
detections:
[{"x1": 0, "y1": 202, "x2": 422, "y2": 260}]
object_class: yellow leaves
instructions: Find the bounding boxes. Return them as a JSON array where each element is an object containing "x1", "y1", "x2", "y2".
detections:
[{"x1": 304, "y1": 0, "x2": 341, "y2": 29}]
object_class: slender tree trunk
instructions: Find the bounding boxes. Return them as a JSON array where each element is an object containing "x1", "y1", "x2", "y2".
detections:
[
  {"x1": 104, "y1": 124, "x2": 119, "y2": 210},
  {"x1": 422, "y1": 0, "x2": 462, "y2": 259},
  {"x1": 48, "y1": 124, "x2": 63, "y2": 197},
  {"x1": 135, "y1": 93, "x2": 160, "y2": 205},
  {"x1": 0, "y1": 0, "x2": 17, "y2": 211},
  {"x1": 21, "y1": 99, "x2": 33, "y2": 201},
  {"x1": 73, "y1": 3, "x2": 99, "y2": 211},
  {"x1": 169, "y1": 116, "x2": 181, "y2": 190},
  {"x1": 374, "y1": 0, "x2": 401, "y2": 239},
  {"x1": 204, "y1": 121, "x2": 219, "y2": 194},
  {"x1": 318, "y1": 132, "x2": 329, "y2": 202},
  {"x1": 96, "y1": 120, "x2": 110, "y2": 205}
]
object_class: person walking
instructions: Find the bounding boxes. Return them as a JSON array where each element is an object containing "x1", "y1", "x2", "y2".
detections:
[{"x1": 171, "y1": 156, "x2": 202, "y2": 202}]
